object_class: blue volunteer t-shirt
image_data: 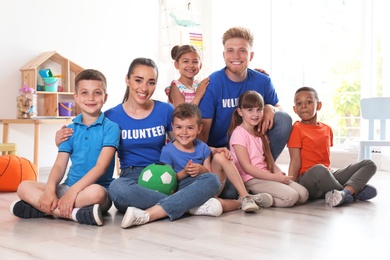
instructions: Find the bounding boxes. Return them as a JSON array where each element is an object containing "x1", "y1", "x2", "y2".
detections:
[
  {"x1": 59, "y1": 113, "x2": 120, "y2": 189},
  {"x1": 199, "y1": 68, "x2": 279, "y2": 148},
  {"x1": 104, "y1": 100, "x2": 173, "y2": 168}
]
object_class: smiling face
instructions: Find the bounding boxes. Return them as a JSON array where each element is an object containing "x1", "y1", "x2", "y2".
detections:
[
  {"x1": 293, "y1": 90, "x2": 322, "y2": 125},
  {"x1": 74, "y1": 80, "x2": 107, "y2": 117},
  {"x1": 223, "y1": 38, "x2": 254, "y2": 79},
  {"x1": 175, "y1": 51, "x2": 202, "y2": 81},
  {"x1": 126, "y1": 64, "x2": 157, "y2": 105},
  {"x1": 238, "y1": 106, "x2": 264, "y2": 130},
  {"x1": 172, "y1": 116, "x2": 202, "y2": 150}
]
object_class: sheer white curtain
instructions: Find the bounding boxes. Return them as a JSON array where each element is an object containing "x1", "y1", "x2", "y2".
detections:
[{"x1": 205, "y1": 0, "x2": 386, "y2": 149}]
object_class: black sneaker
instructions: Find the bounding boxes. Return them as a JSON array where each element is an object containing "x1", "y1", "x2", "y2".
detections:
[
  {"x1": 75, "y1": 204, "x2": 103, "y2": 226},
  {"x1": 354, "y1": 185, "x2": 377, "y2": 201},
  {"x1": 10, "y1": 200, "x2": 46, "y2": 218}
]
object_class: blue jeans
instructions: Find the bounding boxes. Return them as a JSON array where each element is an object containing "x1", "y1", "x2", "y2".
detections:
[
  {"x1": 220, "y1": 110, "x2": 292, "y2": 200},
  {"x1": 268, "y1": 110, "x2": 292, "y2": 161},
  {"x1": 108, "y1": 166, "x2": 220, "y2": 221}
]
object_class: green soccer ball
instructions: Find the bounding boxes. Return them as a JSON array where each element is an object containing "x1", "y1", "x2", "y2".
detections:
[{"x1": 138, "y1": 163, "x2": 177, "y2": 195}]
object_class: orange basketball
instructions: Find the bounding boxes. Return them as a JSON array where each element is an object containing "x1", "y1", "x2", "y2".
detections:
[{"x1": 0, "y1": 155, "x2": 37, "y2": 192}]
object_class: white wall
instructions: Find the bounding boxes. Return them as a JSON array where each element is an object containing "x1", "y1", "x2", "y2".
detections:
[
  {"x1": 0, "y1": 0, "x2": 280, "y2": 169},
  {"x1": 0, "y1": 0, "x2": 175, "y2": 167},
  {"x1": 2, "y1": 0, "x2": 383, "y2": 170}
]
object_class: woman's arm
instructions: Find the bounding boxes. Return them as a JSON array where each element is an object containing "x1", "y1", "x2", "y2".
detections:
[{"x1": 55, "y1": 125, "x2": 73, "y2": 147}]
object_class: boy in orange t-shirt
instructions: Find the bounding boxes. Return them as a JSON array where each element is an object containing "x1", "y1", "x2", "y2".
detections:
[{"x1": 287, "y1": 86, "x2": 377, "y2": 207}]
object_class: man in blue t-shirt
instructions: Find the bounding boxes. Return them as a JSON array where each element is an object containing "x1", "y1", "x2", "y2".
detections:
[
  {"x1": 199, "y1": 26, "x2": 291, "y2": 159},
  {"x1": 198, "y1": 27, "x2": 292, "y2": 199}
]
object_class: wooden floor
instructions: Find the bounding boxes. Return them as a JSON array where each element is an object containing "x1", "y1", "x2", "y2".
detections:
[{"x1": 1, "y1": 167, "x2": 389, "y2": 260}]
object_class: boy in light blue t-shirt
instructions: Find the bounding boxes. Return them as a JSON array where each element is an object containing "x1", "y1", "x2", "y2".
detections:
[{"x1": 10, "y1": 69, "x2": 120, "y2": 226}]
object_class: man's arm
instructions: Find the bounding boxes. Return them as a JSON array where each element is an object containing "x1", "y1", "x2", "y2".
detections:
[
  {"x1": 261, "y1": 103, "x2": 284, "y2": 134},
  {"x1": 198, "y1": 118, "x2": 212, "y2": 143}
]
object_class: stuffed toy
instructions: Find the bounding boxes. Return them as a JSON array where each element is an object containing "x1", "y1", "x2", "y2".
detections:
[
  {"x1": 138, "y1": 163, "x2": 177, "y2": 195},
  {"x1": 0, "y1": 155, "x2": 37, "y2": 192}
]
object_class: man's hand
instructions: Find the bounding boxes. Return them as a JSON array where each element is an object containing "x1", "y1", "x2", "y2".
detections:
[
  {"x1": 254, "y1": 68, "x2": 270, "y2": 76},
  {"x1": 259, "y1": 105, "x2": 276, "y2": 134}
]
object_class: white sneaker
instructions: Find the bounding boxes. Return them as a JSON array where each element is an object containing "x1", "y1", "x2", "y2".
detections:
[
  {"x1": 250, "y1": 193, "x2": 273, "y2": 208},
  {"x1": 121, "y1": 207, "x2": 150, "y2": 229},
  {"x1": 325, "y1": 189, "x2": 353, "y2": 207},
  {"x1": 240, "y1": 196, "x2": 259, "y2": 212},
  {"x1": 189, "y1": 198, "x2": 223, "y2": 217}
]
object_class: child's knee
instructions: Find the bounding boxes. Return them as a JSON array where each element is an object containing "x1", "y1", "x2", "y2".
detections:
[
  {"x1": 361, "y1": 159, "x2": 377, "y2": 173},
  {"x1": 212, "y1": 152, "x2": 226, "y2": 164},
  {"x1": 16, "y1": 180, "x2": 35, "y2": 198},
  {"x1": 309, "y1": 164, "x2": 330, "y2": 177},
  {"x1": 298, "y1": 189, "x2": 309, "y2": 204},
  {"x1": 87, "y1": 184, "x2": 107, "y2": 203}
]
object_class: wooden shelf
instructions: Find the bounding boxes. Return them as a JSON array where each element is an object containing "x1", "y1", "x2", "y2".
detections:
[
  {"x1": 20, "y1": 51, "x2": 84, "y2": 117},
  {"x1": 0, "y1": 118, "x2": 74, "y2": 171}
]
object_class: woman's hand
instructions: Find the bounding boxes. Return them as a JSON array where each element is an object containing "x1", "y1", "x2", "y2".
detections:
[{"x1": 55, "y1": 125, "x2": 73, "y2": 147}]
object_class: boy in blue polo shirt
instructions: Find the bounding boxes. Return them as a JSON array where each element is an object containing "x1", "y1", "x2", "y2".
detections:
[{"x1": 10, "y1": 69, "x2": 120, "y2": 226}]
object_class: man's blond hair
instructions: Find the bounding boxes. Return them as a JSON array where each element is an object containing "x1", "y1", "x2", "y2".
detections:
[{"x1": 222, "y1": 27, "x2": 254, "y2": 48}]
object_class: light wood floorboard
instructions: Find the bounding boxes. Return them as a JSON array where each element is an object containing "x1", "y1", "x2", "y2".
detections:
[{"x1": 0, "y1": 168, "x2": 389, "y2": 260}]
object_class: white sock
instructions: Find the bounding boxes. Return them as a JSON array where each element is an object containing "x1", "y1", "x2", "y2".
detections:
[{"x1": 71, "y1": 208, "x2": 80, "y2": 221}]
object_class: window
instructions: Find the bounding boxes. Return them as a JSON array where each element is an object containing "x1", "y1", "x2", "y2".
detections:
[{"x1": 206, "y1": 0, "x2": 387, "y2": 151}]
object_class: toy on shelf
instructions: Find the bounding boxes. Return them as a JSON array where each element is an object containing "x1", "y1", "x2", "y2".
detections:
[
  {"x1": 19, "y1": 51, "x2": 84, "y2": 117},
  {"x1": 39, "y1": 69, "x2": 61, "y2": 92},
  {"x1": 16, "y1": 82, "x2": 37, "y2": 119},
  {"x1": 58, "y1": 102, "x2": 73, "y2": 117}
]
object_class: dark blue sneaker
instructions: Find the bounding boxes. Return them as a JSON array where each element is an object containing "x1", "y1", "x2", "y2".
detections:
[
  {"x1": 75, "y1": 204, "x2": 103, "y2": 226},
  {"x1": 354, "y1": 185, "x2": 377, "y2": 201},
  {"x1": 325, "y1": 190, "x2": 354, "y2": 207},
  {"x1": 10, "y1": 200, "x2": 46, "y2": 218}
]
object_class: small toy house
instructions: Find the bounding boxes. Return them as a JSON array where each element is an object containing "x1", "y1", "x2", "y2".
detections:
[{"x1": 19, "y1": 51, "x2": 84, "y2": 117}]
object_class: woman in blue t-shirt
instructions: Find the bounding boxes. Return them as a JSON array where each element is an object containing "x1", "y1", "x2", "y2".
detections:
[{"x1": 56, "y1": 58, "x2": 221, "y2": 228}]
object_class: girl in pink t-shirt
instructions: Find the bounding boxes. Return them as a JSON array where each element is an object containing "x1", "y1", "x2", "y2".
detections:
[{"x1": 228, "y1": 90, "x2": 308, "y2": 207}]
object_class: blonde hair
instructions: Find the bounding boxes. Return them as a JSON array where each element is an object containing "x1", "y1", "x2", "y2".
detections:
[{"x1": 222, "y1": 27, "x2": 254, "y2": 48}]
